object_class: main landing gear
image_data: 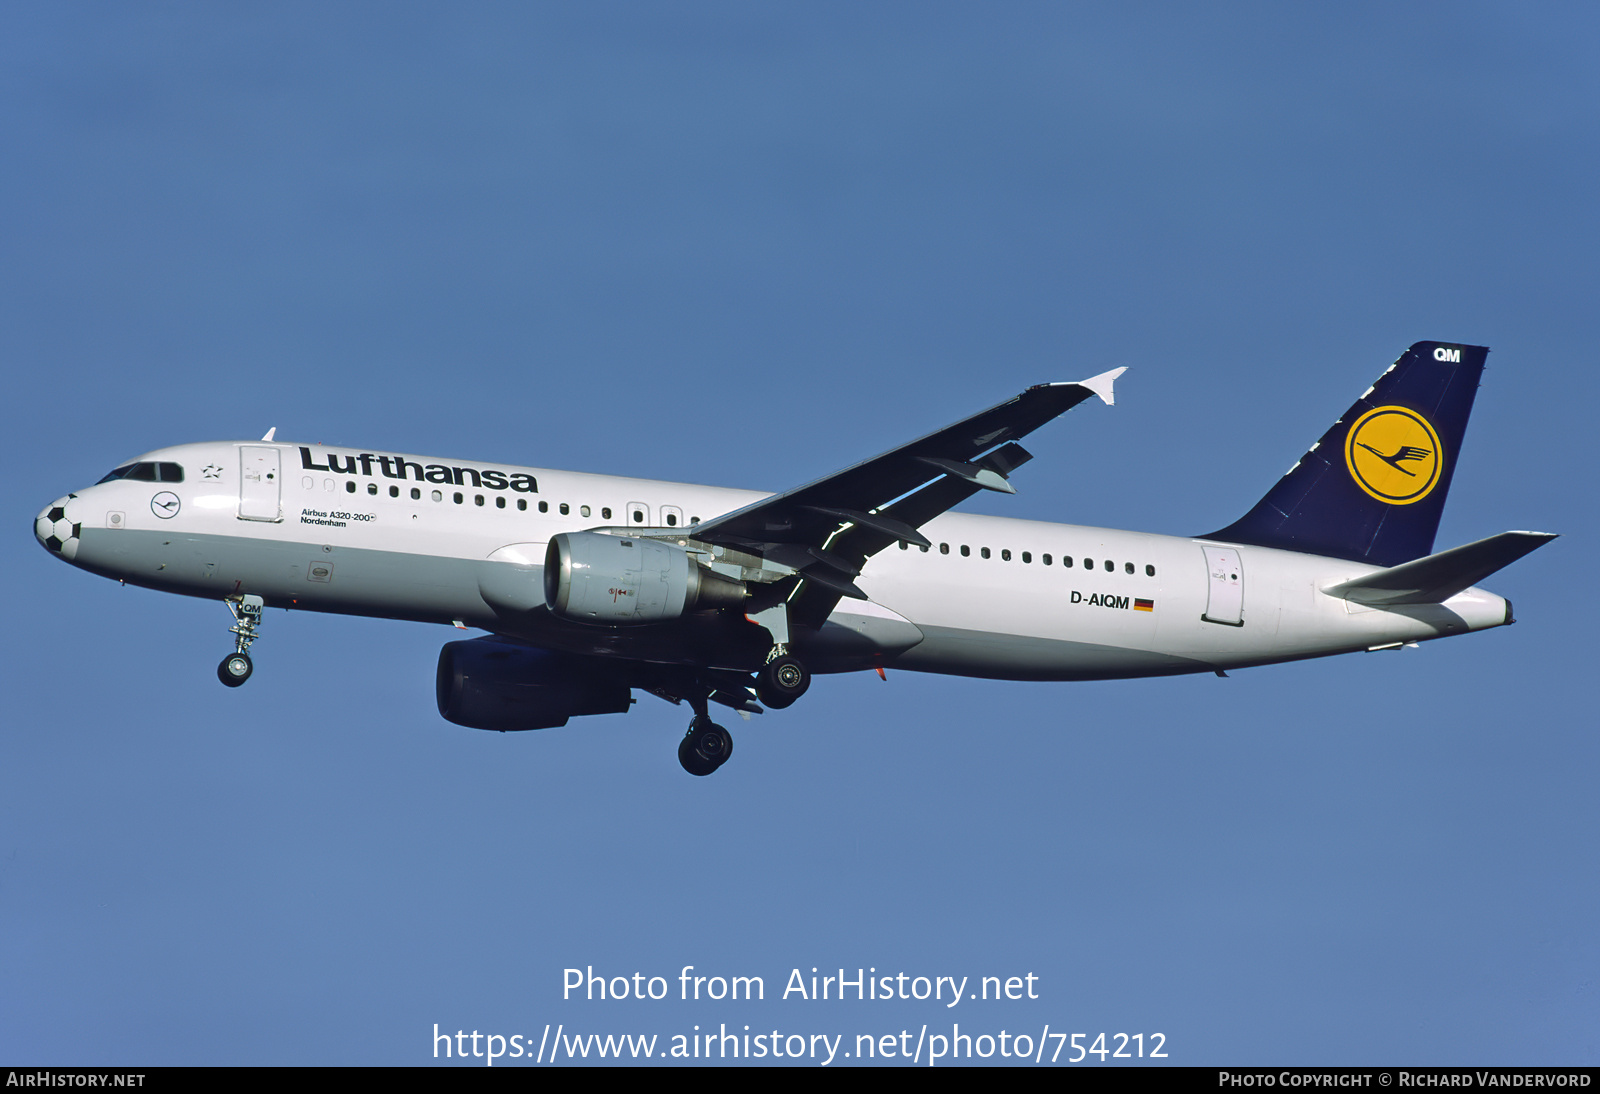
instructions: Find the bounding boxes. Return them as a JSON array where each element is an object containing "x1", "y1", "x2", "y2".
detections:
[
  {"x1": 756, "y1": 651, "x2": 811, "y2": 710},
  {"x1": 748, "y1": 608, "x2": 812, "y2": 711},
  {"x1": 673, "y1": 649, "x2": 812, "y2": 775},
  {"x1": 678, "y1": 714, "x2": 734, "y2": 777},
  {"x1": 217, "y1": 594, "x2": 264, "y2": 688}
]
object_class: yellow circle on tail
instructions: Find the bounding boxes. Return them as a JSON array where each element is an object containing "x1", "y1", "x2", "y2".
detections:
[{"x1": 1344, "y1": 406, "x2": 1443, "y2": 505}]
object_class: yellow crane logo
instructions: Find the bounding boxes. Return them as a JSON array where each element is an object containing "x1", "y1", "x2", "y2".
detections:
[{"x1": 1344, "y1": 406, "x2": 1443, "y2": 505}]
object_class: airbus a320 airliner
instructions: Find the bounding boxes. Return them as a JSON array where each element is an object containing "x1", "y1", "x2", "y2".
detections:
[{"x1": 35, "y1": 342, "x2": 1553, "y2": 775}]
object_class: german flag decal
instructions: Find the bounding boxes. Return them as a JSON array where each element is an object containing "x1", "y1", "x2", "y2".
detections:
[{"x1": 1134, "y1": 598, "x2": 1154, "y2": 612}]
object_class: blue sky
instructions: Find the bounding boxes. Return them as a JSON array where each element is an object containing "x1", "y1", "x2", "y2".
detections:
[{"x1": 2, "y1": 3, "x2": 1595, "y2": 1066}]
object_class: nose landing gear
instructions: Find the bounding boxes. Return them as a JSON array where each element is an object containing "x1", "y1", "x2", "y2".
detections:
[{"x1": 217, "y1": 594, "x2": 264, "y2": 688}]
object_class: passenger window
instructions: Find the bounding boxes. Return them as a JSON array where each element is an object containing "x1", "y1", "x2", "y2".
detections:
[
  {"x1": 453, "y1": 492, "x2": 463, "y2": 504},
  {"x1": 517, "y1": 499, "x2": 526, "y2": 511},
  {"x1": 632, "y1": 510, "x2": 644, "y2": 523},
  {"x1": 411, "y1": 488, "x2": 421, "y2": 500},
  {"x1": 475, "y1": 495, "x2": 484, "y2": 506},
  {"x1": 1146, "y1": 564, "x2": 1156, "y2": 577},
  {"x1": 1125, "y1": 562, "x2": 1134, "y2": 574},
  {"x1": 980, "y1": 547, "x2": 991, "y2": 559},
  {"x1": 940, "y1": 543, "x2": 950, "y2": 555},
  {"x1": 432, "y1": 490, "x2": 442, "y2": 502},
  {"x1": 1064, "y1": 556, "x2": 1074, "y2": 568},
  {"x1": 346, "y1": 481, "x2": 356, "y2": 494},
  {"x1": 367, "y1": 483, "x2": 378, "y2": 495},
  {"x1": 1022, "y1": 552, "x2": 1031, "y2": 563},
  {"x1": 539, "y1": 501, "x2": 548, "y2": 513},
  {"x1": 690, "y1": 516, "x2": 699, "y2": 524},
  {"x1": 560, "y1": 503, "x2": 570, "y2": 516},
  {"x1": 960, "y1": 545, "x2": 970, "y2": 557},
  {"x1": 1104, "y1": 559, "x2": 1114, "y2": 572},
  {"x1": 602, "y1": 508, "x2": 612, "y2": 520},
  {"x1": 389, "y1": 485, "x2": 399, "y2": 497},
  {"x1": 1001, "y1": 549, "x2": 1011, "y2": 562},
  {"x1": 1043, "y1": 553, "x2": 1052, "y2": 565},
  {"x1": 666, "y1": 514, "x2": 677, "y2": 526},
  {"x1": 899, "y1": 541, "x2": 908, "y2": 550},
  {"x1": 1083, "y1": 558, "x2": 1092, "y2": 569},
  {"x1": 581, "y1": 505, "x2": 591, "y2": 517},
  {"x1": 496, "y1": 496, "x2": 505, "y2": 509},
  {"x1": 919, "y1": 544, "x2": 929, "y2": 553}
]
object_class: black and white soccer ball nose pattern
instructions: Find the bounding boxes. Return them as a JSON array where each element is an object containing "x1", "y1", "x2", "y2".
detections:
[{"x1": 35, "y1": 496, "x2": 81, "y2": 561}]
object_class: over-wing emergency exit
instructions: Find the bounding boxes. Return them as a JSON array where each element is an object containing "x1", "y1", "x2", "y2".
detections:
[{"x1": 35, "y1": 342, "x2": 1554, "y2": 775}]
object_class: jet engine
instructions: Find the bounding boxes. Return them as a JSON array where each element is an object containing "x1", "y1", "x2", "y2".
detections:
[
  {"x1": 436, "y1": 637, "x2": 631, "y2": 731},
  {"x1": 543, "y1": 531, "x2": 745, "y2": 624}
]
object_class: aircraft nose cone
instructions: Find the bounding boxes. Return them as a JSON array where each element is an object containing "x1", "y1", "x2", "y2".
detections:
[{"x1": 35, "y1": 495, "x2": 83, "y2": 561}]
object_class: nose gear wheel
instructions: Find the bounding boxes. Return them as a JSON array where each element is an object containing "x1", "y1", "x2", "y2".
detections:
[{"x1": 218, "y1": 652, "x2": 253, "y2": 687}]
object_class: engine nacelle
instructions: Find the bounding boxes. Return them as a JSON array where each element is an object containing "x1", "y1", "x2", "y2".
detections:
[
  {"x1": 436, "y1": 637, "x2": 631, "y2": 731},
  {"x1": 543, "y1": 531, "x2": 745, "y2": 624}
]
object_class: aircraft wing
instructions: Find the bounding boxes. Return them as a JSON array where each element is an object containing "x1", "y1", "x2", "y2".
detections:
[{"x1": 689, "y1": 369, "x2": 1125, "y2": 626}]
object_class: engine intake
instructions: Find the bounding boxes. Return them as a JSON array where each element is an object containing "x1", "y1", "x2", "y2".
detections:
[{"x1": 544, "y1": 531, "x2": 745, "y2": 624}]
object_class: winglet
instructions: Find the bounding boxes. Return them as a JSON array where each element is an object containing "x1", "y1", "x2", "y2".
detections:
[
  {"x1": 261, "y1": 427, "x2": 277, "y2": 442},
  {"x1": 1077, "y1": 367, "x2": 1127, "y2": 406}
]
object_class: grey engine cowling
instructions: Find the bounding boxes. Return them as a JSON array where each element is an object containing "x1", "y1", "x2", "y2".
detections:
[{"x1": 543, "y1": 531, "x2": 746, "y2": 624}]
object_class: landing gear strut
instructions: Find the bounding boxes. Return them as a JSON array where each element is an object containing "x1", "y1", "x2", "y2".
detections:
[
  {"x1": 217, "y1": 594, "x2": 264, "y2": 688},
  {"x1": 749, "y1": 607, "x2": 812, "y2": 711},
  {"x1": 757, "y1": 651, "x2": 810, "y2": 710}
]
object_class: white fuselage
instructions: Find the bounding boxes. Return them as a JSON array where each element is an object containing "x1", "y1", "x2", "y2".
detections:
[{"x1": 39, "y1": 440, "x2": 1513, "y2": 681}]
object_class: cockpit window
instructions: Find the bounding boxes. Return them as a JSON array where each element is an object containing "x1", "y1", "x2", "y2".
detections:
[{"x1": 96, "y1": 461, "x2": 184, "y2": 484}]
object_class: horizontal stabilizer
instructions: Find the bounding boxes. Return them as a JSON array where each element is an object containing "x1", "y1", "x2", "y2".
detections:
[{"x1": 1323, "y1": 531, "x2": 1557, "y2": 606}]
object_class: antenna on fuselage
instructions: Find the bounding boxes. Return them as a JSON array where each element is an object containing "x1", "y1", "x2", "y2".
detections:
[{"x1": 261, "y1": 427, "x2": 277, "y2": 441}]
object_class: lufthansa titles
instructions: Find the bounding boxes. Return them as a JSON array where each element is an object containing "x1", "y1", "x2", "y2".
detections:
[{"x1": 300, "y1": 447, "x2": 538, "y2": 494}]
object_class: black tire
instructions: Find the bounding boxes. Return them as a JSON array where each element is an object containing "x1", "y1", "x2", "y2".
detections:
[
  {"x1": 757, "y1": 655, "x2": 810, "y2": 709},
  {"x1": 217, "y1": 652, "x2": 253, "y2": 688},
  {"x1": 678, "y1": 718, "x2": 733, "y2": 775},
  {"x1": 678, "y1": 735, "x2": 717, "y2": 776}
]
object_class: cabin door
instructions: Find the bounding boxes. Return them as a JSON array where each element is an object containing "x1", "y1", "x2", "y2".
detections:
[
  {"x1": 1201, "y1": 545, "x2": 1244, "y2": 626},
  {"x1": 239, "y1": 446, "x2": 282, "y2": 522}
]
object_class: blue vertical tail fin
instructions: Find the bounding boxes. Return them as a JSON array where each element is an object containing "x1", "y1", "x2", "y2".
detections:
[{"x1": 1204, "y1": 341, "x2": 1487, "y2": 566}]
